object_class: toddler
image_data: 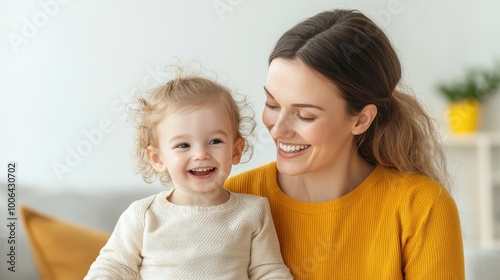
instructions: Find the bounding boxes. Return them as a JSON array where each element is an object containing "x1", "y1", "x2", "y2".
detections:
[{"x1": 85, "y1": 67, "x2": 293, "y2": 279}]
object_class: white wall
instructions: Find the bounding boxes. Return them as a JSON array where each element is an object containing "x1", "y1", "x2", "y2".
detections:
[{"x1": 1, "y1": 0, "x2": 500, "y2": 192}]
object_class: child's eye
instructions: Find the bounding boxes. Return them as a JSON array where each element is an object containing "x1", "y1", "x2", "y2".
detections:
[
  {"x1": 176, "y1": 143, "x2": 190, "y2": 148},
  {"x1": 264, "y1": 102, "x2": 280, "y2": 110},
  {"x1": 209, "y1": 139, "x2": 223, "y2": 145}
]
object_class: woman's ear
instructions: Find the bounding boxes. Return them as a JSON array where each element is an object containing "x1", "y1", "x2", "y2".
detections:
[
  {"x1": 352, "y1": 104, "x2": 377, "y2": 135},
  {"x1": 145, "y1": 146, "x2": 167, "y2": 172},
  {"x1": 232, "y1": 137, "x2": 245, "y2": 164}
]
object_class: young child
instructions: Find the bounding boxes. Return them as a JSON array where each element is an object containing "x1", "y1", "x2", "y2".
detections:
[{"x1": 84, "y1": 68, "x2": 293, "y2": 279}]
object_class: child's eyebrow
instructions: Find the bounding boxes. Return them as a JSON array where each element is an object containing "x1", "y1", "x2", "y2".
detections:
[
  {"x1": 168, "y1": 130, "x2": 229, "y2": 142},
  {"x1": 210, "y1": 130, "x2": 229, "y2": 137},
  {"x1": 263, "y1": 86, "x2": 325, "y2": 111},
  {"x1": 168, "y1": 134, "x2": 190, "y2": 142}
]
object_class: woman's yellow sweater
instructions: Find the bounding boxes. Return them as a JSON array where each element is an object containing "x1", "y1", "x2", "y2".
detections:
[{"x1": 225, "y1": 162, "x2": 464, "y2": 280}]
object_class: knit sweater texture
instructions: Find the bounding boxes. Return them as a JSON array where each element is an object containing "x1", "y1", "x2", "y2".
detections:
[
  {"x1": 224, "y1": 162, "x2": 465, "y2": 280},
  {"x1": 85, "y1": 189, "x2": 293, "y2": 279}
]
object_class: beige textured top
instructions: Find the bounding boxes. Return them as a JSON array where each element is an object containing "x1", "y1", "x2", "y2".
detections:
[{"x1": 85, "y1": 189, "x2": 293, "y2": 280}]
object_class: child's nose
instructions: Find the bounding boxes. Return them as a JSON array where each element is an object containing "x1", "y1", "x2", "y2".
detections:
[{"x1": 193, "y1": 146, "x2": 210, "y2": 160}]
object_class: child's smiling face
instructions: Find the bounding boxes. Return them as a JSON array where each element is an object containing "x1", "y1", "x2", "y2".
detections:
[{"x1": 149, "y1": 103, "x2": 244, "y2": 205}]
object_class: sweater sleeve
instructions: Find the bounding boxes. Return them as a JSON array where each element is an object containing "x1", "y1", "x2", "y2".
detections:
[
  {"x1": 248, "y1": 198, "x2": 294, "y2": 280},
  {"x1": 402, "y1": 181, "x2": 465, "y2": 280},
  {"x1": 84, "y1": 197, "x2": 153, "y2": 280}
]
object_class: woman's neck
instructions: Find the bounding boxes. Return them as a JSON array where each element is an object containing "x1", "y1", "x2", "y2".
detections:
[{"x1": 277, "y1": 156, "x2": 375, "y2": 203}]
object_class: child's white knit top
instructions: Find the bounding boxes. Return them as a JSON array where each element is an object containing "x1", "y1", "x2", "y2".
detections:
[{"x1": 85, "y1": 189, "x2": 293, "y2": 279}]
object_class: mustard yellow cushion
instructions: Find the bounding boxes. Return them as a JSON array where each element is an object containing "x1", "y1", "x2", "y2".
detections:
[{"x1": 20, "y1": 205, "x2": 111, "y2": 280}]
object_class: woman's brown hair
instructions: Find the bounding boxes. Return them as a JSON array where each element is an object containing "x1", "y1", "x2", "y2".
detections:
[{"x1": 269, "y1": 9, "x2": 448, "y2": 186}]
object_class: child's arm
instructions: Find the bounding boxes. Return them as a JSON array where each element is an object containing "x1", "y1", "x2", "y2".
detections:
[
  {"x1": 249, "y1": 198, "x2": 294, "y2": 280},
  {"x1": 84, "y1": 197, "x2": 152, "y2": 279}
]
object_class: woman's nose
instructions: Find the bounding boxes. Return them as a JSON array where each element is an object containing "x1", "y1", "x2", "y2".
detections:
[{"x1": 269, "y1": 113, "x2": 293, "y2": 139}]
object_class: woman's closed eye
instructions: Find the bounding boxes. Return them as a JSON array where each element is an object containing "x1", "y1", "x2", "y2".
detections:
[
  {"x1": 265, "y1": 102, "x2": 280, "y2": 110},
  {"x1": 297, "y1": 114, "x2": 316, "y2": 122}
]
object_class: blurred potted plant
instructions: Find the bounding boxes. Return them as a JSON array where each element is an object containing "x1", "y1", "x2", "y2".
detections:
[{"x1": 437, "y1": 64, "x2": 500, "y2": 134}]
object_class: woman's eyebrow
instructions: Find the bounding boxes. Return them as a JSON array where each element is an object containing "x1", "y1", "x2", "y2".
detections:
[
  {"x1": 263, "y1": 86, "x2": 324, "y2": 111},
  {"x1": 263, "y1": 86, "x2": 275, "y2": 99}
]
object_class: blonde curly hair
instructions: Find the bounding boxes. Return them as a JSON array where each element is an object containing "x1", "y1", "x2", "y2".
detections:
[{"x1": 128, "y1": 67, "x2": 256, "y2": 186}]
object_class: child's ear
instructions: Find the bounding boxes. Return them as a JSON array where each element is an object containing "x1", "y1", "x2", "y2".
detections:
[
  {"x1": 232, "y1": 137, "x2": 245, "y2": 164},
  {"x1": 352, "y1": 104, "x2": 377, "y2": 135},
  {"x1": 145, "y1": 146, "x2": 167, "y2": 172}
]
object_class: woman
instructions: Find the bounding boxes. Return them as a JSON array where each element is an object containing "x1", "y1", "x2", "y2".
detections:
[{"x1": 225, "y1": 9, "x2": 464, "y2": 279}]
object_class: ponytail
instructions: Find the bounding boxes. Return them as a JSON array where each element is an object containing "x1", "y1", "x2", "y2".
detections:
[{"x1": 357, "y1": 90, "x2": 448, "y2": 186}]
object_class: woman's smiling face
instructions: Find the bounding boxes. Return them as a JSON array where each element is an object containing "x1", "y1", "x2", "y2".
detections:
[{"x1": 262, "y1": 58, "x2": 360, "y2": 176}]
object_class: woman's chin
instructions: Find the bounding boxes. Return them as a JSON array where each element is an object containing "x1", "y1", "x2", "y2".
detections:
[{"x1": 276, "y1": 160, "x2": 305, "y2": 176}]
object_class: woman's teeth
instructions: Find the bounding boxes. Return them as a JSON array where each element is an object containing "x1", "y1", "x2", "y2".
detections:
[{"x1": 279, "y1": 143, "x2": 310, "y2": 153}]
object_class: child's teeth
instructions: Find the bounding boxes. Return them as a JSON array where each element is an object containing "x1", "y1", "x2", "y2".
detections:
[{"x1": 192, "y1": 168, "x2": 214, "y2": 172}]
